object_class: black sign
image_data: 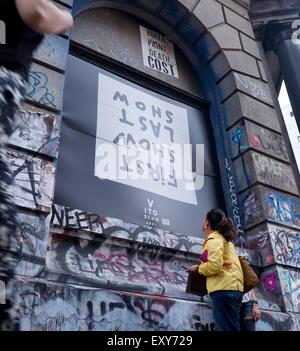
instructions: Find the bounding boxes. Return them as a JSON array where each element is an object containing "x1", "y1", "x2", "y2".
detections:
[{"x1": 54, "y1": 55, "x2": 223, "y2": 238}]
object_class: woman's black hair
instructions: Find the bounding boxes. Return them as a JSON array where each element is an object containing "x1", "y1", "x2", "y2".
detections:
[{"x1": 206, "y1": 208, "x2": 237, "y2": 242}]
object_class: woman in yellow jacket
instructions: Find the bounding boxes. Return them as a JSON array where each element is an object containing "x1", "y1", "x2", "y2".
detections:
[{"x1": 188, "y1": 208, "x2": 244, "y2": 331}]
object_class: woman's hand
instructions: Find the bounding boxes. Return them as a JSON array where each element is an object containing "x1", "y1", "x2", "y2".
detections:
[
  {"x1": 223, "y1": 259, "x2": 232, "y2": 266},
  {"x1": 186, "y1": 265, "x2": 199, "y2": 272},
  {"x1": 253, "y1": 304, "x2": 261, "y2": 321}
]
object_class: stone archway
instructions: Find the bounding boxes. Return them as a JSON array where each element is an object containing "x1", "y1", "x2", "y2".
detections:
[{"x1": 72, "y1": 0, "x2": 245, "y2": 240}]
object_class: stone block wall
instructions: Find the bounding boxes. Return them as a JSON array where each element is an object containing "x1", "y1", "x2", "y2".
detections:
[{"x1": 5, "y1": 0, "x2": 74, "y2": 318}]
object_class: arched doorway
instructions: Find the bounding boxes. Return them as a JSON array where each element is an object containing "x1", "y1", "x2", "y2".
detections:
[{"x1": 54, "y1": 7, "x2": 225, "y2": 239}]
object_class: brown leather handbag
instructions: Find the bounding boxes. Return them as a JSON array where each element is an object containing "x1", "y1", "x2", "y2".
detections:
[
  {"x1": 238, "y1": 256, "x2": 259, "y2": 293},
  {"x1": 186, "y1": 268, "x2": 208, "y2": 296}
]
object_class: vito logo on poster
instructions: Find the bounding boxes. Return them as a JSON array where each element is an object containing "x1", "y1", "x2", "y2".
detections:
[
  {"x1": 140, "y1": 25, "x2": 179, "y2": 78},
  {"x1": 144, "y1": 198, "x2": 159, "y2": 228},
  {"x1": 94, "y1": 73, "x2": 204, "y2": 205},
  {"x1": 0, "y1": 20, "x2": 6, "y2": 44}
]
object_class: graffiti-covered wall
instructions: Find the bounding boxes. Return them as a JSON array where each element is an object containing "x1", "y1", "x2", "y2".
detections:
[{"x1": 6, "y1": 0, "x2": 300, "y2": 331}]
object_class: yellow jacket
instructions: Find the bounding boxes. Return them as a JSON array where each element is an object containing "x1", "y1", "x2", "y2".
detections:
[{"x1": 198, "y1": 231, "x2": 244, "y2": 294}]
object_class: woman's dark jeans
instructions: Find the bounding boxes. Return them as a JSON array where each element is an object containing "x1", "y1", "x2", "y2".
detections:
[
  {"x1": 210, "y1": 290, "x2": 243, "y2": 331},
  {"x1": 240, "y1": 301, "x2": 255, "y2": 331}
]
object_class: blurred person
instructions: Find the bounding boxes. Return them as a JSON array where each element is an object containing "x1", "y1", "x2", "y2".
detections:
[
  {"x1": 0, "y1": 0, "x2": 73, "y2": 330},
  {"x1": 240, "y1": 289, "x2": 261, "y2": 331}
]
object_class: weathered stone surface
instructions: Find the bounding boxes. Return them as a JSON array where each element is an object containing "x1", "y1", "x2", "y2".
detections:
[
  {"x1": 46, "y1": 229, "x2": 199, "y2": 295},
  {"x1": 223, "y1": 157, "x2": 245, "y2": 244},
  {"x1": 253, "y1": 264, "x2": 300, "y2": 314},
  {"x1": 16, "y1": 211, "x2": 49, "y2": 261},
  {"x1": 228, "y1": 121, "x2": 250, "y2": 156},
  {"x1": 232, "y1": 151, "x2": 255, "y2": 191},
  {"x1": 50, "y1": 204, "x2": 204, "y2": 254},
  {"x1": 2, "y1": 209, "x2": 49, "y2": 277},
  {"x1": 71, "y1": 8, "x2": 203, "y2": 98},
  {"x1": 240, "y1": 187, "x2": 266, "y2": 229},
  {"x1": 245, "y1": 223, "x2": 300, "y2": 269},
  {"x1": 236, "y1": 0, "x2": 251, "y2": 8},
  {"x1": 178, "y1": 13, "x2": 206, "y2": 44},
  {"x1": 135, "y1": 0, "x2": 165, "y2": 11},
  {"x1": 10, "y1": 277, "x2": 299, "y2": 330},
  {"x1": 160, "y1": 1, "x2": 189, "y2": 26},
  {"x1": 262, "y1": 188, "x2": 300, "y2": 230},
  {"x1": 244, "y1": 224, "x2": 272, "y2": 264},
  {"x1": 219, "y1": 72, "x2": 273, "y2": 105},
  {"x1": 257, "y1": 60, "x2": 268, "y2": 82},
  {"x1": 248, "y1": 224, "x2": 300, "y2": 268},
  {"x1": 34, "y1": 35, "x2": 69, "y2": 71},
  {"x1": 210, "y1": 51, "x2": 260, "y2": 81},
  {"x1": 6, "y1": 148, "x2": 56, "y2": 213},
  {"x1": 178, "y1": 0, "x2": 199, "y2": 10},
  {"x1": 216, "y1": 0, "x2": 249, "y2": 18},
  {"x1": 72, "y1": 9, "x2": 142, "y2": 69},
  {"x1": 209, "y1": 24, "x2": 242, "y2": 50},
  {"x1": 252, "y1": 152, "x2": 298, "y2": 194},
  {"x1": 277, "y1": 267, "x2": 300, "y2": 313},
  {"x1": 194, "y1": 31, "x2": 220, "y2": 62},
  {"x1": 228, "y1": 120, "x2": 289, "y2": 162},
  {"x1": 224, "y1": 51, "x2": 260, "y2": 77},
  {"x1": 224, "y1": 6, "x2": 254, "y2": 38},
  {"x1": 234, "y1": 72, "x2": 273, "y2": 104},
  {"x1": 255, "y1": 267, "x2": 285, "y2": 313},
  {"x1": 15, "y1": 260, "x2": 45, "y2": 278},
  {"x1": 241, "y1": 185, "x2": 300, "y2": 229},
  {"x1": 9, "y1": 102, "x2": 60, "y2": 158},
  {"x1": 208, "y1": 51, "x2": 231, "y2": 78},
  {"x1": 193, "y1": 0, "x2": 224, "y2": 29},
  {"x1": 267, "y1": 224, "x2": 300, "y2": 268},
  {"x1": 240, "y1": 33, "x2": 261, "y2": 58},
  {"x1": 257, "y1": 311, "x2": 298, "y2": 331},
  {"x1": 250, "y1": 0, "x2": 286, "y2": 13},
  {"x1": 234, "y1": 151, "x2": 298, "y2": 194},
  {"x1": 25, "y1": 63, "x2": 65, "y2": 111},
  {"x1": 11, "y1": 278, "x2": 216, "y2": 331},
  {"x1": 222, "y1": 92, "x2": 281, "y2": 131}
]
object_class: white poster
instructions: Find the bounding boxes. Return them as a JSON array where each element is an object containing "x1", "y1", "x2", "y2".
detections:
[
  {"x1": 95, "y1": 72, "x2": 197, "y2": 205},
  {"x1": 139, "y1": 25, "x2": 179, "y2": 78}
]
